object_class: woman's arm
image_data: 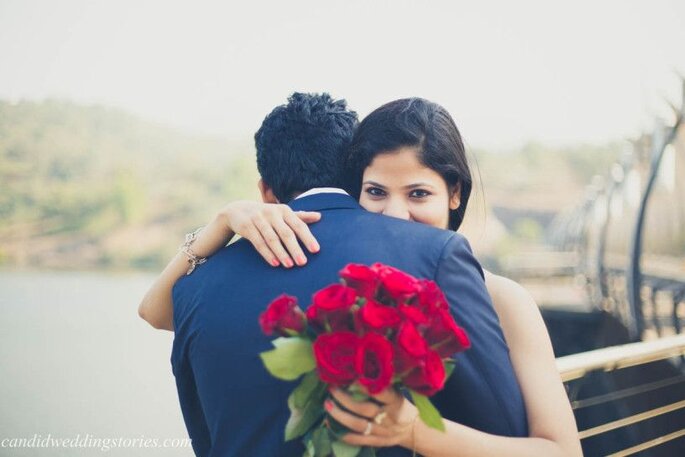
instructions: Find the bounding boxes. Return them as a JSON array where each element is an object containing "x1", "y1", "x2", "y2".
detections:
[
  {"x1": 137, "y1": 201, "x2": 321, "y2": 331},
  {"x1": 483, "y1": 273, "x2": 582, "y2": 456},
  {"x1": 325, "y1": 275, "x2": 582, "y2": 456}
]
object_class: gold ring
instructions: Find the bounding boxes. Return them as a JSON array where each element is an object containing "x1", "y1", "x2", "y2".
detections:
[
  {"x1": 373, "y1": 411, "x2": 387, "y2": 425},
  {"x1": 363, "y1": 420, "x2": 373, "y2": 436}
]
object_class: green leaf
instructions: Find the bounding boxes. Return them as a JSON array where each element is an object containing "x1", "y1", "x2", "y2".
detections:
[
  {"x1": 350, "y1": 390, "x2": 369, "y2": 402},
  {"x1": 284, "y1": 328, "x2": 301, "y2": 337},
  {"x1": 285, "y1": 378, "x2": 327, "y2": 441},
  {"x1": 409, "y1": 390, "x2": 445, "y2": 432},
  {"x1": 311, "y1": 424, "x2": 332, "y2": 456},
  {"x1": 260, "y1": 337, "x2": 316, "y2": 381},
  {"x1": 292, "y1": 371, "x2": 321, "y2": 409},
  {"x1": 326, "y1": 415, "x2": 349, "y2": 439},
  {"x1": 444, "y1": 359, "x2": 456, "y2": 380},
  {"x1": 302, "y1": 435, "x2": 315, "y2": 457},
  {"x1": 331, "y1": 440, "x2": 361, "y2": 457},
  {"x1": 346, "y1": 382, "x2": 371, "y2": 402},
  {"x1": 357, "y1": 446, "x2": 376, "y2": 457}
]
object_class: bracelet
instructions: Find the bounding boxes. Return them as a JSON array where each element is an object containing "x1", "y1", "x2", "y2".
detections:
[{"x1": 179, "y1": 226, "x2": 207, "y2": 275}]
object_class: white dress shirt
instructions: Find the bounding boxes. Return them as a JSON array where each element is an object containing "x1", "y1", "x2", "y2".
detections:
[{"x1": 294, "y1": 187, "x2": 350, "y2": 200}]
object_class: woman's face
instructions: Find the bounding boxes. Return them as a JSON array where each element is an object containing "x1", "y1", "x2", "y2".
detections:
[{"x1": 359, "y1": 146, "x2": 460, "y2": 230}]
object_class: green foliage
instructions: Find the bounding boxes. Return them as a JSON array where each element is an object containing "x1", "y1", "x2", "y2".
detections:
[
  {"x1": 513, "y1": 218, "x2": 543, "y2": 241},
  {"x1": 0, "y1": 99, "x2": 258, "y2": 270},
  {"x1": 331, "y1": 441, "x2": 362, "y2": 457},
  {"x1": 285, "y1": 371, "x2": 326, "y2": 441},
  {"x1": 409, "y1": 390, "x2": 445, "y2": 432},
  {"x1": 111, "y1": 169, "x2": 146, "y2": 224},
  {"x1": 0, "y1": 99, "x2": 624, "y2": 270},
  {"x1": 260, "y1": 337, "x2": 316, "y2": 381}
]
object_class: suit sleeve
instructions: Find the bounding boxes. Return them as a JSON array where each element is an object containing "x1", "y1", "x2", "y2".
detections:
[
  {"x1": 170, "y1": 277, "x2": 212, "y2": 456},
  {"x1": 432, "y1": 233, "x2": 527, "y2": 436}
]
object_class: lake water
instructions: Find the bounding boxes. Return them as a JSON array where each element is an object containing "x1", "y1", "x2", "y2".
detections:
[{"x1": 0, "y1": 270, "x2": 192, "y2": 456}]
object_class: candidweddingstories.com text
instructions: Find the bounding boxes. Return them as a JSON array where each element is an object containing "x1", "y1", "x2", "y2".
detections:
[{"x1": 1, "y1": 434, "x2": 192, "y2": 452}]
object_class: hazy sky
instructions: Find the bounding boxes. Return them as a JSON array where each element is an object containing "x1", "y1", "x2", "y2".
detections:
[{"x1": 1, "y1": 0, "x2": 684, "y2": 149}]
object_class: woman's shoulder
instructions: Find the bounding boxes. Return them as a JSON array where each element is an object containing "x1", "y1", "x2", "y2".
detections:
[
  {"x1": 482, "y1": 271, "x2": 551, "y2": 353},
  {"x1": 483, "y1": 270, "x2": 537, "y2": 311}
]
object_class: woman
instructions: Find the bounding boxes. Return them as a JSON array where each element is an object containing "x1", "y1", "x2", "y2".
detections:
[{"x1": 139, "y1": 98, "x2": 581, "y2": 456}]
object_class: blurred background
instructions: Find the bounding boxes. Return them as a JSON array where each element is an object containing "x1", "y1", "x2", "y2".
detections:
[{"x1": 1, "y1": 0, "x2": 684, "y2": 455}]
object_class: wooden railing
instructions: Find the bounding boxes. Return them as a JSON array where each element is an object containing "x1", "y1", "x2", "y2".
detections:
[{"x1": 556, "y1": 335, "x2": 685, "y2": 456}]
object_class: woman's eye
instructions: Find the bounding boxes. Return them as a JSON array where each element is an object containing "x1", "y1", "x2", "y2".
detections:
[
  {"x1": 366, "y1": 187, "x2": 386, "y2": 197},
  {"x1": 410, "y1": 189, "x2": 431, "y2": 198}
]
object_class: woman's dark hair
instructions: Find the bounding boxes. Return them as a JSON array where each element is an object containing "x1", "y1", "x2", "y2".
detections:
[
  {"x1": 345, "y1": 98, "x2": 472, "y2": 231},
  {"x1": 255, "y1": 92, "x2": 358, "y2": 202}
]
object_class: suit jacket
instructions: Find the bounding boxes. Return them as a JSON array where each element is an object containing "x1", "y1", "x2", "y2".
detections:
[{"x1": 171, "y1": 192, "x2": 528, "y2": 457}]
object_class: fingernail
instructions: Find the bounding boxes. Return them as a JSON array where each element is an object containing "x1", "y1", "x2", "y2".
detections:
[
  {"x1": 310, "y1": 244, "x2": 320, "y2": 253},
  {"x1": 324, "y1": 400, "x2": 333, "y2": 412},
  {"x1": 297, "y1": 255, "x2": 307, "y2": 265},
  {"x1": 284, "y1": 259, "x2": 293, "y2": 268},
  {"x1": 271, "y1": 259, "x2": 279, "y2": 267}
]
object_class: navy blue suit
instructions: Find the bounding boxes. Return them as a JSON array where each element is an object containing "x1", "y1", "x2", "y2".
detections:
[{"x1": 171, "y1": 192, "x2": 528, "y2": 457}]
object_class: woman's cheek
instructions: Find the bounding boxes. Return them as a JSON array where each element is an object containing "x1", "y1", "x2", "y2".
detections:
[
  {"x1": 411, "y1": 202, "x2": 445, "y2": 229},
  {"x1": 360, "y1": 198, "x2": 384, "y2": 215}
]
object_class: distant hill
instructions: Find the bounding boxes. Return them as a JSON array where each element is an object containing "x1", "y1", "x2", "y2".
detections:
[
  {"x1": 0, "y1": 99, "x2": 623, "y2": 270},
  {"x1": 0, "y1": 99, "x2": 260, "y2": 270}
]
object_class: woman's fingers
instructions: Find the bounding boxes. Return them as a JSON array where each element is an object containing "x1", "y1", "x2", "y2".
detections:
[
  {"x1": 230, "y1": 203, "x2": 322, "y2": 268},
  {"x1": 251, "y1": 214, "x2": 294, "y2": 268},
  {"x1": 368, "y1": 387, "x2": 403, "y2": 407},
  {"x1": 324, "y1": 399, "x2": 392, "y2": 438},
  {"x1": 329, "y1": 388, "x2": 382, "y2": 420},
  {"x1": 264, "y1": 206, "x2": 320, "y2": 266},
  {"x1": 241, "y1": 228, "x2": 279, "y2": 267},
  {"x1": 272, "y1": 218, "x2": 306, "y2": 266},
  {"x1": 287, "y1": 212, "x2": 321, "y2": 253},
  {"x1": 295, "y1": 210, "x2": 322, "y2": 224}
]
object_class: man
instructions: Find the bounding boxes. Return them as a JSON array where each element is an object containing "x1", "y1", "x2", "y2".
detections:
[{"x1": 171, "y1": 93, "x2": 527, "y2": 456}]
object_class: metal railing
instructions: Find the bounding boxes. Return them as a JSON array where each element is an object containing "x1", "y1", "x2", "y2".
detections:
[
  {"x1": 557, "y1": 334, "x2": 685, "y2": 456},
  {"x1": 547, "y1": 76, "x2": 685, "y2": 341}
]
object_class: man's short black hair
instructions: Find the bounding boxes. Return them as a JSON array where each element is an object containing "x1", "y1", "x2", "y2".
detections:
[{"x1": 254, "y1": 92, "x2": 358, "y2": 202}]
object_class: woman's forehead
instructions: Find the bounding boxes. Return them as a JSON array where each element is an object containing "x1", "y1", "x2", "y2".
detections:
[{"x1": 363, "y1": 147, "x2": 443, "y2": 185}]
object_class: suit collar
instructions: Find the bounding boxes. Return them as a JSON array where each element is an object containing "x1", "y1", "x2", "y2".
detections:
[{"x1": 287, "y1": 192, "x2": 362, "y2": 212}]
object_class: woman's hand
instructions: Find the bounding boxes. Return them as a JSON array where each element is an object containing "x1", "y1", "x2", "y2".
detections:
[
  {"x1": 324, "y1": 386, "x2": 419, "y2": 449},
  {"x1": 219, "y1": 201, "x2": 321, "y2": 268}
]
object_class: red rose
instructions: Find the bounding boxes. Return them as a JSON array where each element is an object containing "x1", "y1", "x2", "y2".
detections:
[
  {"x1": 340, "y1": 264, "x2": 379, "y2": 299},
  {"x1": 306, "y1": 284, "x2": 358, "y2": 332},
  {"x1": 397, "y1": 303, "x2": 429, "y2": 325},
  {"x1": 313, "y1": 332, "x2": 360, "y2": 386},
  {"x1": 416, "y1": 279, "x2": 449, "y2": 313},
  {"x1": 394, "y1": 321, "x2": 430, "y2": 376},
  {"x1": 355, "y1": 332, "x2": 394, "y2": 394},
  {"x1": 259, "y1": 294, "x2": 306, "y2": 336},
  {"x1": 397, "y1": 321, "x2": 429, "y2": 358},
  {"x1": 424, "y1": 308, "x2": 471, "y2": 357},
  {"x1": 402, "y1": 349, "x2": 446, "y2": 396},
  {"x1": 372, "y1": 263, "x2": 420, "y2": 303},
  {"x1": 355, "y1": 299, "x2": 402, "y2": 334}
]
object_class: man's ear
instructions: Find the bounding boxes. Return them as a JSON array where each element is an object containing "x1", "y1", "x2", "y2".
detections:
[
  {"x1": 449, "y1": 183, "x2": 461, "y2": 210},
  {"x1": 258, "y1": 179, "x2": 280, "y2": 204}
]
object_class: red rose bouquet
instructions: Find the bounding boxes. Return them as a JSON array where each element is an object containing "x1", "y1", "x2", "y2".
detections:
[{"x1": 259, "y1": 263, "x2": 471, "y2": 456}]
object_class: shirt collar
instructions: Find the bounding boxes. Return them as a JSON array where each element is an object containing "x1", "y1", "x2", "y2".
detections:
[{"x1": 294, "y1": 187, "x2": 350, "y2": 200}]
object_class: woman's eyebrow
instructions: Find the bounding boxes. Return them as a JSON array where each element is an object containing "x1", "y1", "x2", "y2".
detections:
[
  {"x1": 362, "y1": 180, "x2": 387, "y2": 188},
  {"x1": 404, "y1": 183, "x2": 434, "y2": 189}
]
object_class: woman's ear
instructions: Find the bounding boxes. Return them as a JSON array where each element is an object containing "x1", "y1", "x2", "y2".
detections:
[
  {"x1": 258, "y1": 179, "x2": 280, "y2": 204},
  {"x1": 449, "y1": 183, "x2": 461, "y2": 210}
]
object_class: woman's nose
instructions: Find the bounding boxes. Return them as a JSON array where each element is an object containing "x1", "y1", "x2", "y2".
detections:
[{"x1": 382, "y1": 199, "x2": 410, "y2": 220}]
